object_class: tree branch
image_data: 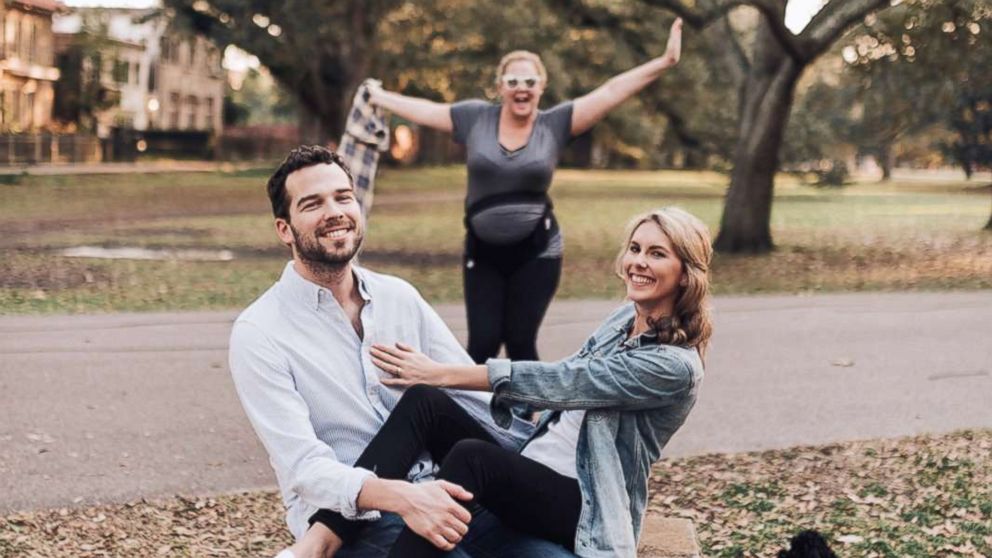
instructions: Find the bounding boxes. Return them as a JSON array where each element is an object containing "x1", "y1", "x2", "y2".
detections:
[
  {"x1": 636, "y1": 0, "x2": 738, "y2": 28},
  {"x1": 799, "y1": 0, "x2": 892, "y2": 59},
  {"x1": 746, "y1": 0, "x2": 807, "y2": 62},
  {"x1": 703, "y1": 13, "x2": 751, "y2": 82},
  {"x1": 641, "y1": 0, "x2": 807, "y2": 62},
  {"x1": 655, "y1": 97, "x2": 711, "y2": 152}
]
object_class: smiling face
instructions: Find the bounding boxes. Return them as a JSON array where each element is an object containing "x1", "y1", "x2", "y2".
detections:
[
  {"x1": 497, "y1": 59, "x2": 545, "y2": 119},
  {"x1": 274, "y1": 162, "x2": 364, "y2": 268},
  {"x1": 620, "y1": 221, "x2": 686, "y2": 316}
]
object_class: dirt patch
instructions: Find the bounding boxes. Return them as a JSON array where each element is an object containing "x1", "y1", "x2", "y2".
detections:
[
  {"x1": 961, "y1": 183, "x2": 992, "y2": 194},
  {"x1": 0, "y1": 250, "x2": 111, "y2": 289},
  {"x1": 0, "y1": 209, "x2": 255, "y2": 236},
  {"x1": 113, "y1": 227, "x2": 214, "y2": 238}
]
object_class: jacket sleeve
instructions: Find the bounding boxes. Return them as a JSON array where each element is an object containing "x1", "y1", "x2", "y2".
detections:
[
  {"x1": 486, "y1": 346, "x2": 695, "y2": 416},
  {"x1": 229, "y1": 321, "x2": 379, "y2": 521}
]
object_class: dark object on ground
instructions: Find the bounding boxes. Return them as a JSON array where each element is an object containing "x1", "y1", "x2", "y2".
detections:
[
  {"x1": 777, "y1": 530, "x2": 839, "y2": 558},
  {"x1": 814, "y1": 160, "x2": 850, "y2": 187}
]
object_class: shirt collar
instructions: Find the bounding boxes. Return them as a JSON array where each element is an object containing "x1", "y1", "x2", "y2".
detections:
[{"x1": 279, "y1": 261, "x2": 372, "y2": 311}]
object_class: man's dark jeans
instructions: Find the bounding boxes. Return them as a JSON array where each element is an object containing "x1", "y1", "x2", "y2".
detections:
[{"x1": 336, "y1": 511, "x2": 578, "y2": 558}]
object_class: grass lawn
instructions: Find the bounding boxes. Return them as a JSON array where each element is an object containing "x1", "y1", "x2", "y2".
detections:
[
  {"x1": 2, "y1": 429, "x2": 988, "y2": 557},
  {"x1": 1, "y1": 166, "x2": 990, "y2": 314}
]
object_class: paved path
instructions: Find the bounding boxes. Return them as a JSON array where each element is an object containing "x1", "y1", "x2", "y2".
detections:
[{"x1": 1, "y1": 292, "x2": 990, "y2": 513}]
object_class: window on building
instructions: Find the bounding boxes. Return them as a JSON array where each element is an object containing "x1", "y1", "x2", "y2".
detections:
[
  {"x1": 112, "y1": 59, "x2": 129, "y2": 84},
  {"x1": 169, "y1": 92, "x2": 180, "y2": 129},
  {"x1": 25, "y1": 91, "x2": 35, "y2": 128},
  {"x1": 131, "y1": 61, "x2": 139, "y2": 85},
  {"x1": 11, "y1": 16, "x2": 20, "y2": 59},
  {"x1": 0, "y1": 15, "x2": 6, "y2": 59},
  {"x1": 204, "y1": 97, "x2": 214, "y2": 130},
  {"x1": 148, "y1": 65, "x2": 157, "y2": 92},
  {"x1": 19, "y1": 17, "x2": 29, "y2": 60},
  {"x1": 88, "y1": 52, "x2": 103, "y2": 86},
  {"x1": 160, "y1": 37, "x2": 173, "y2": 63},
  {"x1": 11, "y1": 89, "x2": 20, "y2": 126},
  {"x1": 186, "y1": 95, "x2": 199, "y2": 129},
  {"x1": 29, "y1": 20, "x2": 36, "y2": 63},
  {"x1": 9, "y1": 16, "x2": 18, "y2": 59}
]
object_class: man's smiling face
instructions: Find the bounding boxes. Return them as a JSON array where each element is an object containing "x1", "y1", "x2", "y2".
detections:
[{"x1": 275, "y1": 162, "x2": 364, "y2": 267}]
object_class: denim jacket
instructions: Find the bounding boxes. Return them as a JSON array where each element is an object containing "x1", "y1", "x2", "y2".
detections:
[{"x1": 487, "y1": 303, "x2": 704, "y2": 558}]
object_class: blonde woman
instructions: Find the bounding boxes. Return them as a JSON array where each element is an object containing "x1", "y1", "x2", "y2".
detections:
[
  {"x1": 298, "y1": 207, "x2": 712, "y2": 558},
  {"x1": 368, "y1": 19, "x2": 684, "y2": 366}
]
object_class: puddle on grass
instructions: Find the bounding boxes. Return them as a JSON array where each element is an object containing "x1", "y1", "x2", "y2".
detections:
[{"x1": 60, "y1": 246, "x2": 235, "y2": 262}]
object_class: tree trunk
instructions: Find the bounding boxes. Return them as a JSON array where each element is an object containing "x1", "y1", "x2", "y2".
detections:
[
  {"x1": 291, "y1": 5, "x2": 375, "y2": 145},
  {"x1": 714, "y1": 23, "x2": 803, "y2": 254},
  {"x1": 879, "y1": 144, "x2": 893, "y2": 181},
  {"x1": 986, "y1": 184, "x2": 992, "y2": 230},
  {"x1": 294, "y1": 63, "x2": 361, "y2": 145}
]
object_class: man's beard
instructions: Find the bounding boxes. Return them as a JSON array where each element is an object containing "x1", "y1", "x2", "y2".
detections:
[{"x1": 290, "y1": 222, "x2": 364, "y2": 271}]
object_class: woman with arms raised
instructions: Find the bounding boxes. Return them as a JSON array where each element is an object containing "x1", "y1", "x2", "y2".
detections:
[
  {"x1": 368, "y1": 19, "x2": 684, "y2": 366},
  {"x1": 286, "y1": 207, "x2": 713, "y2": 558}
]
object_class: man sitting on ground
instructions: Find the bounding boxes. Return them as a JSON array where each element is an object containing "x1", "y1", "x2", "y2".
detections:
[{"x1": 228, "y1": 145, "x2": 576, "y2": 558}]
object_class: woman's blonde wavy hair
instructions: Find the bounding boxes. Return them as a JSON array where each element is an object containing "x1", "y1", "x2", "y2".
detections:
[{"x1": 614, "y1": 207, "x2": 714, "y2": 360}]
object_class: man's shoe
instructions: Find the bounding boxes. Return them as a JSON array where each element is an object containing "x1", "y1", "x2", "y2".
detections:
[{"x1": 274, "y1": 550, "x2": 296, "y2": 558}]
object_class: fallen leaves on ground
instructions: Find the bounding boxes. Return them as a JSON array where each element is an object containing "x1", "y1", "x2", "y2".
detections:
[
  {"x1": 650, "y1": 429, "x2": 992, "y2": 557},
  {"x1": 2, "y1": 430, "x2": 989, "y2": 557}
]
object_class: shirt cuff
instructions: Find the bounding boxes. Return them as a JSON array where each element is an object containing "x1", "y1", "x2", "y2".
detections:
[
  {"x1": 339, "y1": 467, "x2": 381, "y2": 521},
  {"x1": 485, "y1": 358, "x2": 514, "y2": 429},
  {"x1": 486, "y1": 358, "x2": 512, "y2": 390}
]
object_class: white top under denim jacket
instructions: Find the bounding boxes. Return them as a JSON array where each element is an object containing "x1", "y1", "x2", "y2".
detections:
[{"x1": 487, "y1": 303, "x2": 704, "y2": 558}]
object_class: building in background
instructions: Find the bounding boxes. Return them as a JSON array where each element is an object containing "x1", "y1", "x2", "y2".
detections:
[
  {"x1": 0, "y1": 0, "x2": 62, "y2": 132},
  {"x1": 53, "y1": 7, "x2": 224, "y2": 137},
  {"x1": 152, "y1": 31, "x2": 223, "y2": 132}
]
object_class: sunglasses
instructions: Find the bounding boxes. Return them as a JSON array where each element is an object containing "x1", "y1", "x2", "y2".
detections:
[{"x1": 501, "y1": 74, "x2": 541, "y2": 89}]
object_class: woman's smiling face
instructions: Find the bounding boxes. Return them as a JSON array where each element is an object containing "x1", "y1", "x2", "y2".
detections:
[{"x1": 620, "y1": 221, "x2": 685, "y2": 315}]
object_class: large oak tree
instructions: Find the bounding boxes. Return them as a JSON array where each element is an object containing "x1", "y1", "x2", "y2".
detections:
[
  {"x1": 644, "y1": 0, "x2": 894, "y2": 252},
  {"x1": 550, "y1": 0, "x2": 898, "y2": 251}
]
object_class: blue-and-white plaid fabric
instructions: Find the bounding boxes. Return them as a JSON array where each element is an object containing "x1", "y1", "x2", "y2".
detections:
[{"x1": 339, "y1": 79, "x2": 390, "y2": 217}]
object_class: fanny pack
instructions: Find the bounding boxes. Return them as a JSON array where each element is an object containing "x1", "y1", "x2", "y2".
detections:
[{"x1": 464, "y1": 191, "x2": 556, "y2": 263}]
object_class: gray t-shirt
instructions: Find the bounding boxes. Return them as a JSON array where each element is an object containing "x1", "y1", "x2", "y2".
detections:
[{"x1": 451, "y1": 100, "x2": 573, "y2": 257}]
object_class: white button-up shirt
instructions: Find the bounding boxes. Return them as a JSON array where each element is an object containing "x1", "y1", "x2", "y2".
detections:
[{"x1": 229, "y1": 262, "x2": 530, "y2": 539}]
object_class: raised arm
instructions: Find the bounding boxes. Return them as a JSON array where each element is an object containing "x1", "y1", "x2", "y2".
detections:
[
  {"x1": 367, "y1": 84, "x2": 453, "y2": 133},
  {"x1": 570, "y1": 18, "x2": 683, "y2": 136}
]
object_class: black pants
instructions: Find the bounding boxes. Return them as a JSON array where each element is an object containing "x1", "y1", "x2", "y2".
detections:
[
  {"x1": 464, "y1": 252, "x2": 562, "y2": 363},
  {"x1": 310, "y1": 386, "x2": 582, "y2": 556}
]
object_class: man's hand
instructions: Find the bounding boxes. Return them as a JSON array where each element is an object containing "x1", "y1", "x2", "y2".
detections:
[{"x1": 395, "y1": 480, "x2": 474, "y2": 551}]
